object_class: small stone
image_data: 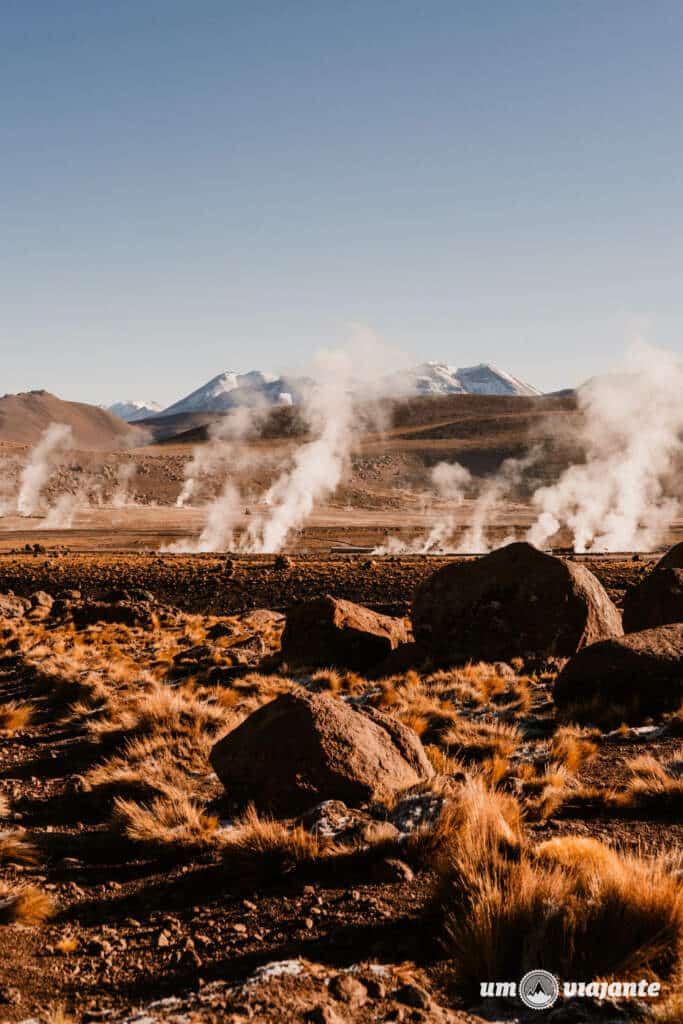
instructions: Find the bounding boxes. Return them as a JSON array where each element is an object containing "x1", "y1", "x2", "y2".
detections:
[
  {"x1": 329, "y1": 974, "x2": 367, "y2": 1007},
  {"x1": 394, "y1": 983, "x2": 431, "y2": 1009},
  {"x1": 370, "y1": 858, "x2": 414, "y2": 883},
  {"x1": 306, "y1": 1006, "x2": 345, "y2": 1024}
]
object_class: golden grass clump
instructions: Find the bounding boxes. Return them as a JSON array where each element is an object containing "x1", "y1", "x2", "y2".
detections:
[
  {"x1": 112, "y1": 791, "x2": 220, "y2": 853},
  {"x1": 220, "y1": 804, "x2": 336, "y2": 875},
  {"x1": 0, "y1": 884, "x2": 54, "y2": 924},
  {"x1": 404, "y1": 776, "x2": 523, "y2": 870},
  {"x1": 441, "y1": 718, "x2": 521, "y2": 764},
  {"x1": 0, "y1": 700, "x2": 33, "y2": 732},
  {"x1": 0, "y1": 830, "x2": 38, "y2": 865},
  {"x1": 549, "y1": 726, "x2": 598, "y2": 772},
  {"x1": 612, "y1": 749, "x2": 683, "y2": 815},
  {"x1": 438, "y1": 817, "x2": 683, "y2": 1000}
]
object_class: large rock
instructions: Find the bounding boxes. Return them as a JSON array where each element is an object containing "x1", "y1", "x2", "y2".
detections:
[
  {"x1": 655, "y1": 542, "x2": 683, "y2": 571},
  {"x1": 280, "y1": 595, "x2": 408, "y2": 670},
  {"x1": 554, "y1": 624, "x2": 683, "y2": 721},
  {"x1": 412, "y1": 542, "x2": 622, "y2": 664},
  {"x1": 0, "y1": 593, "x2": 30, "y2": 620},
  {"x1": 623, "y1": 568, "x2": 683, "y2": 632},
  {"x1": 71, "y1": 601, "x2": 155, "y2": 630},
  {"x1": 209, "y1": 689, "x2": 433, "y2": 813}
]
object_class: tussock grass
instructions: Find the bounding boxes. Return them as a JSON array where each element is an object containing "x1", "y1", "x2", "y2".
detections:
[
  {"x1": 442, "y1": 719, "x2": 521, "y2": 764},
  {"x1": 438, "y1": 812, "x2": 683, "y2": 1000},
  {"x1": 0, "y1": 830, "x2": 38, "y2": 865},
  {"x1": 404, "y1": 776, "x2": 523, "y2": 870},
  {"x1": 0, "y1": 700, "x2": 33, "y2": 732},
  {"x1": 549, "y1": 726, "x2": 598, "y2": 771},
  {"x1": 112, "y1": 791, "x2": 220, "y2": 853},
  {"x1": 82, "y1": 734, "x2": 212, "y2": 802},
  {"x1": 612, "y1": 749, "x2": 683, "y2": 816},
  {"x1": 221, "y1": 804, "x2": 337, "y2": 875},
  {"x1": 0, "y1": 884, "x2": 53, "y2": 924}
]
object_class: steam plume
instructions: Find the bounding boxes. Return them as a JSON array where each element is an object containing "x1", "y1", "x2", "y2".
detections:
[
  {"x1": 17, "y1": 423, "x2": 73, "y2": 516},
  {"x1": 111, "y1": 462, "x2": 137, "y2": 508},
  {"x1": 527, "y1": 342, "x2": 683, "y2": 551}
]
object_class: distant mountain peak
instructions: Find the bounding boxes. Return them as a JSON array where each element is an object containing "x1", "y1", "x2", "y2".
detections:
[
  {"x1": 107, "y1": 400, "x2": 162, "y2": 423},
  {"x1": 382, "y1": 361, "x2": 540, "y2": 398},
  {"x1": 160, "y1": 370, "x2": 306, "y2": 416},
  {"x1": 113, "y1": 360, "x2": 541, "y2": 421}
]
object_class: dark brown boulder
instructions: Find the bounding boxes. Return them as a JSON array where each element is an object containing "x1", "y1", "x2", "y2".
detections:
[
  {"x1": 71, "y1": 601, "x2": 155, "y2": 630},
  {"x1": 412, "y1": 542, "x2": 622, "y2": 665},
  {"x1": 554, "y1": 624, "x2": 683, "y2": 721},
  {"x1": 0, "y1": 593, "x2": 30, "y2": 620},
  {"x1": 280, "y1": 595, "x2": 408, "y2": 670},
  {"x1": 623, "y1": 568, "x2": 683, "y2": 632},
  {"x1": 209, "y1": 689, "x2": 433, "y2": 813},
  {"x1": 655, "y1": 542, "x2": 683, "y2": 571}
]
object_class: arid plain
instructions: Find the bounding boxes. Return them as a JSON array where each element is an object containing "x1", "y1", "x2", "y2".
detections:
[{"x1": 0, "y1": 390, "x2": 681, "y2": 1023}]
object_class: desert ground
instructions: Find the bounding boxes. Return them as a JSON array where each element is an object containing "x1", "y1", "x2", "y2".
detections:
[{"x1": 0, "y1": 393, "x2": 681, "y2": 1023}]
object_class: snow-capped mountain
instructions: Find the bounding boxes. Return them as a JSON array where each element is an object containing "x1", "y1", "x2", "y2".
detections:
[
  {"x1": 381, "y1": 362, "x2": 540, "y2": 398},
  {"x1": 446, "y1": 362, "x2": 540, "y2": 396},
  {"x1": 116, "y1": 362, "x2": 541, "y2": 421},
  {"x1": 160, "y1": 371, "x2": 309, "y2": 416},
  {"x1": 107, "y1": 400, "x2": 162, "y2": 422}
]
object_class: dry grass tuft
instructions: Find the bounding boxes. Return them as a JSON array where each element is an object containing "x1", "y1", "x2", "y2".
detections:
[
  {"x1": 0, "y1": 830, "x2": 38, "y2": 865},
  {"x1": 404, "y1": 776, "x2": 523, "y2": 869},
  {"x1": 0, "y1": 884, "x2": 54, "y2": 924},
  {"x1": 612, "y1": 749, "x2": 683, "y2": 816},
  {"x1": 439, "y1": 822, "x2": 683, "y2": 1000},
  {"x1": 55, "y1": 935, "x2": 80, "y2": 955},
  {"x1": 221, "y1": 804, "x2": 336, "y2": 876},
  {"x1": 549, "y1": 726, "x2": 598, "y2": 771},
  {"x1": 112, "y1": 792, "x2": 220, "y2": 853},
  {"x1": 442, "y1": 718, "x2": 521, "y2": 764},
  {"x1": 0, "y1": 700, "x2": 33, "y2": 732}
]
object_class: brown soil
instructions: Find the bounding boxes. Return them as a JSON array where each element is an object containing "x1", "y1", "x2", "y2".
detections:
[{"x1": 0, "y1": 555, "x2": 679, "y2": 1023}]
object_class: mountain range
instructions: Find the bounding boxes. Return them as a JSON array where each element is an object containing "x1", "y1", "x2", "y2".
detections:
[{"x1": 109, "y1": 362, "x2": 540, "y2": 420}]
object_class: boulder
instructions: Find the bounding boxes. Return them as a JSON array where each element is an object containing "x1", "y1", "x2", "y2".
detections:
[
  {"x1": 209, "y1": 689, "x2": 433, "y2": 813},
  {"x1": 655, "y1": 542, "x2": 683, "y2": 571},
  {"x1": 280, "y1": 595, "x2": 408, "y2": 670},
  {"x1": 412, "y1": 542, "x2": 622, "y2": 665},
  {"x1": 623, "y1": 568, "x2": 683, "y2": 632},
  {"x1": 71, "y1": 600, "x2": 155, "y2": 630},
  {"x1": 0, "y1": 593, "x2": 30, "y2": 620},
  {"x1": 554, "y1": 624, "x2": 683, "y2": 721}
]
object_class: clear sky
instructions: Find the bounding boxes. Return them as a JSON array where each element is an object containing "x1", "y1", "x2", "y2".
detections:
[{"x1": 2, "y1": 1, "x2": 683, "y2": 406}]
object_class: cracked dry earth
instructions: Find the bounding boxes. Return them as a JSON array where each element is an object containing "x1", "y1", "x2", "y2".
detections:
[{"x1": 0, "y1": 556, "x2": 679, "y2": 1023}]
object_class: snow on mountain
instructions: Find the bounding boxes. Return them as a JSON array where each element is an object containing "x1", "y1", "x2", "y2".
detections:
[
  {"x1": 107, "y1": 400, "x2": 162, "y2": 422},
  {"x1": 160, "y1": 371, "x2": 308, "y2": 416},
  {"x1": 451, "y1": 362, "x2": 540, "y2": 396},
  {"x1": 381, "y1": 361, "x2": 540, "y2": 398},
  {"x1": 154, "y1": 361, "x2": 541, "y2": 418}
]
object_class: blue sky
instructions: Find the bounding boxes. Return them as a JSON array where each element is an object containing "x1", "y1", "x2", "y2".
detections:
[{"x1": 2, "y1": 1, "x2": 683, "y2": 405}]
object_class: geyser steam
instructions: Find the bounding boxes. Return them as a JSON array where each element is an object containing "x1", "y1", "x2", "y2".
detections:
[
  {"x1": 17, "y1": 423, "x2": 73, "y2": 516},
  {"x1": 168, "y1": 331, "x2": 398, "y2": 554},
  {"x1": 527, "y1": 343, "x2": 683, "y2": 552}
]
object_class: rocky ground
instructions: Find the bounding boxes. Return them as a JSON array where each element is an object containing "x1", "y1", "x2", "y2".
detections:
[{"x1": 0, "y1": 551, "x2": 680, "y2": 1023}]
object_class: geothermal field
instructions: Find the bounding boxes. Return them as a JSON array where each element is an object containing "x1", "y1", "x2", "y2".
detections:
[{"x1": 0, "y1": 367, "x2": 682, "y2": 1023}]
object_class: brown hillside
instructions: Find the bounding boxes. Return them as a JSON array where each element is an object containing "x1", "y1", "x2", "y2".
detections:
[{"x1": 0, "y1": 390, "x2": 137, "y2": 447}]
